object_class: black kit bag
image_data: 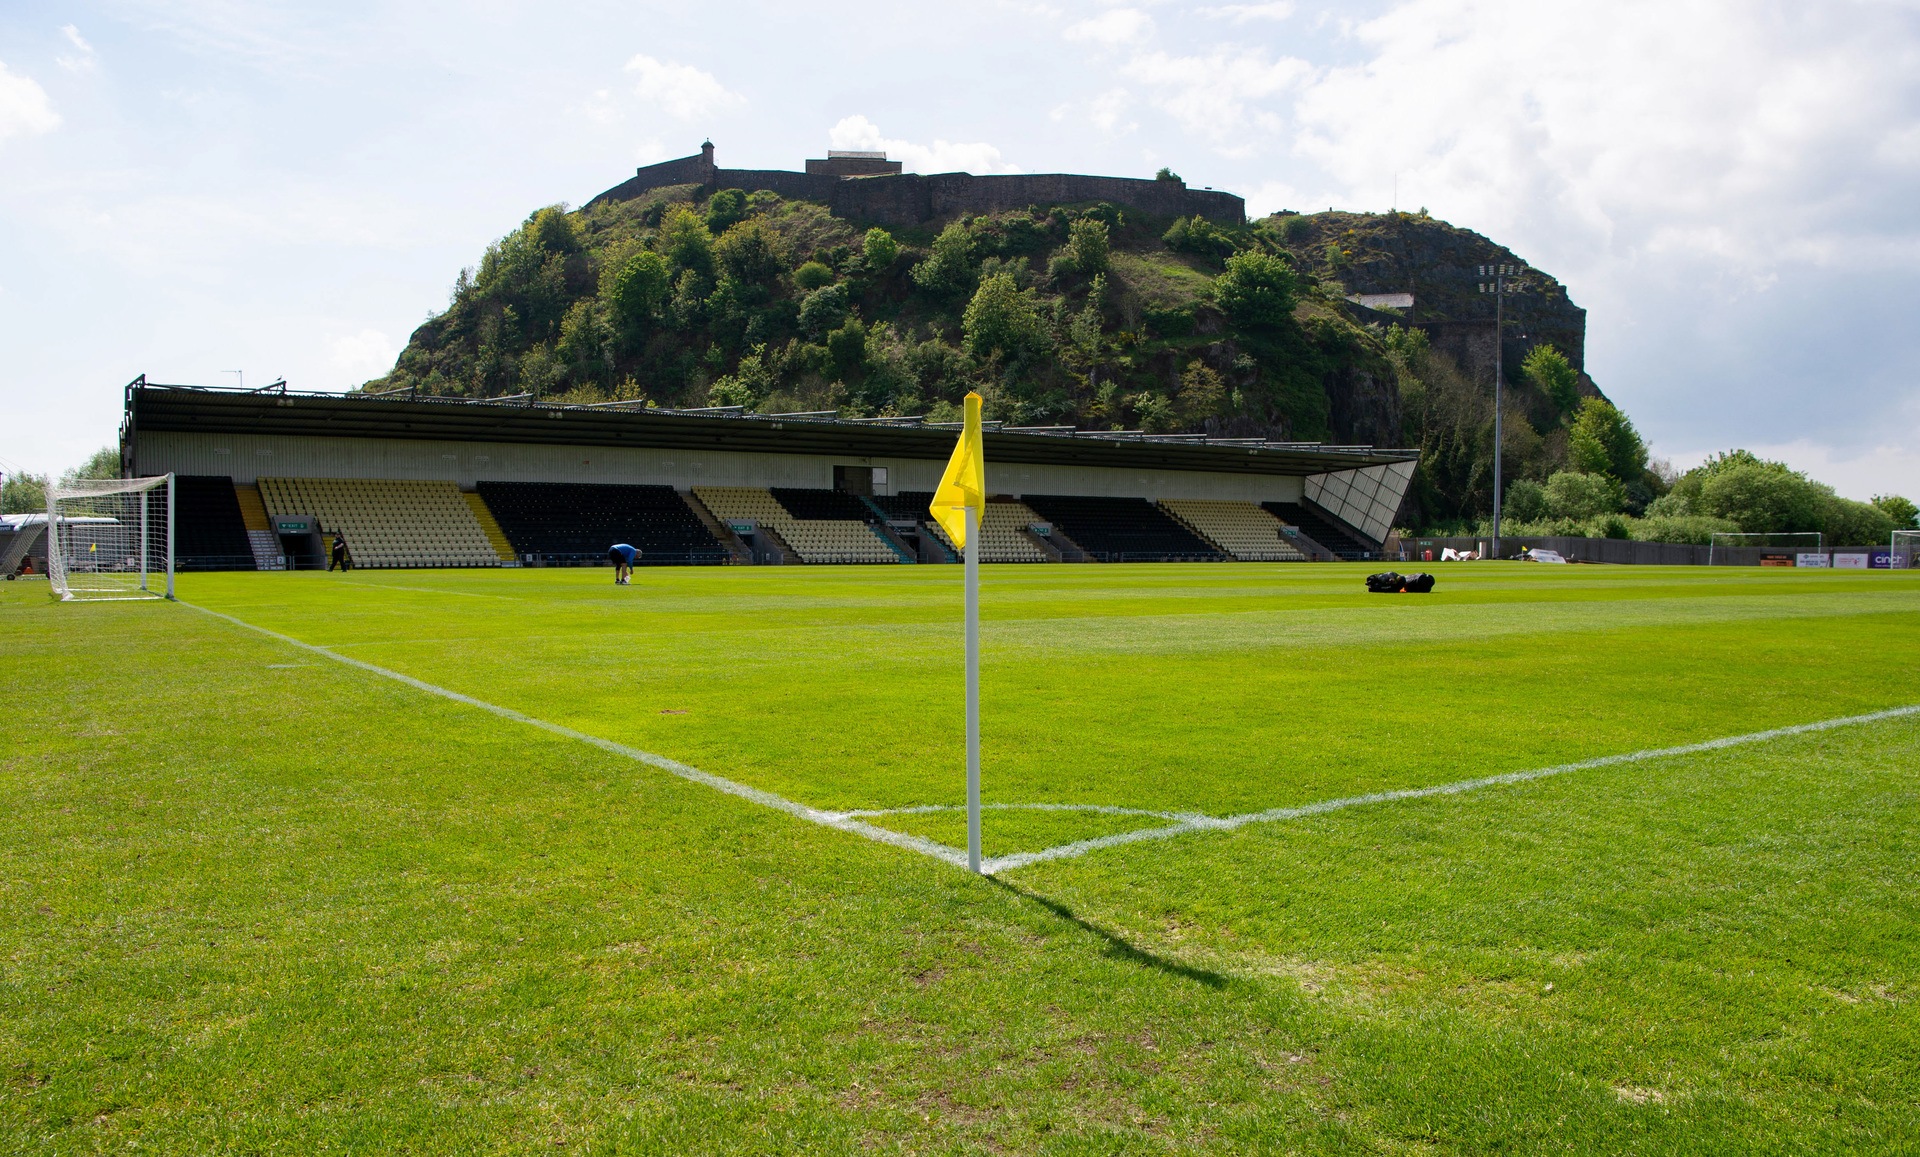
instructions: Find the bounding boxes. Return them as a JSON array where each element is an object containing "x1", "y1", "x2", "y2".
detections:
[
  {"x1": 1403, "y1": 573, "x2": 1436, "y2": 593},
  {"x1": 1365, "y1": 571, "x2": 1406, "y2": 593}
]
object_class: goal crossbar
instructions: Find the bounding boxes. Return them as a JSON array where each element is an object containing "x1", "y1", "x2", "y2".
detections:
[{"x1": 48, "y1": 473, "x2": 175, "y2": 601}]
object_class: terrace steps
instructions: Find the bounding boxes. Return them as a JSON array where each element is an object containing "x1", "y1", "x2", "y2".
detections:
[{"x1": 461, "y1": 492, "x2": 519, "y2": 563}]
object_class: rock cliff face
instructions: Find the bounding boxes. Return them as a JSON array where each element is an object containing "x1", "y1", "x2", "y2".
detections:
[{"x1": 1270, "y1": 211, "x2": 1599, "y2": 406}]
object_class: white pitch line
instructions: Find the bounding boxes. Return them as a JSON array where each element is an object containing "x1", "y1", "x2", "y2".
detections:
[
  {"x1": 187, "y1": 601, "x2": 1919, "y2": 878},
  {"x1": 185, "y1": 603, "x2": 971, "y2": 869},
  {"x1": 840, "y1": 802, "x2": 1204, "y2": 822},
  {"x1": 979, "y1": 703, "x2": 1920, "y2": 873}
]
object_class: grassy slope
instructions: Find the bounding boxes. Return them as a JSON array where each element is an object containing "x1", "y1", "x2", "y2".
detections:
[{"x1": 2, "y1": 565, "x2": 1917, "y2": 1153}]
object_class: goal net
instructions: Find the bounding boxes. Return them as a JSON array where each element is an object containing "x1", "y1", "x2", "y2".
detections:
[
  {"x1": 1894, "y1": 529, "x2": 1920, "y2": 569},
  {"x1": 1708, "y1": 531, "x2": 1823, "y2": 566},
  {"x1": 47, "y1": 474, "x2": 174, "y2": 601}
]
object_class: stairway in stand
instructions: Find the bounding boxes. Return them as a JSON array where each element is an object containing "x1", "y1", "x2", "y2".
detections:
[
  {"x1": 233, "y1": 483, "x2": 285, "y2": 570},
  {"x1": 461, "y1": 492, "x2": 520, "y2": 565}
]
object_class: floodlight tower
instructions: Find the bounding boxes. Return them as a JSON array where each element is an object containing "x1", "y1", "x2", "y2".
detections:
[{"x1": 1477, "y1": 264, "x2": 1522, "y2": 558}]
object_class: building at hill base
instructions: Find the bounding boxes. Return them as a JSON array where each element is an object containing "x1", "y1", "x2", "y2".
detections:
[{"x1": 120, "y1": 379, "x2": 1414, "y2": 570}]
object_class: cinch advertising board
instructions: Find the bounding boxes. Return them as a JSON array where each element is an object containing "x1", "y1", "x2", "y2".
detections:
[
  {"x1": 1871, "y1": 550, "x2": 1893, "y2": 569},
  {"x1": 1833, "y1": 552, "x2": 1869, "y2": 569},
  {"x1": 1796, "y1": 552, "x2": 1830, "y2": 568}
]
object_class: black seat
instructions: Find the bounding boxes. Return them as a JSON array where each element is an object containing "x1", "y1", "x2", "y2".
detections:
[
  {"x1": 173, "y1": 475, "x2": 255, "y2": 571},
  {"x1": 1019, "y1": 495, "x2": 1224, "y2": 562},
  {"x1": 476, "y1": 481, "x2": 728, "y2": 565},
  {"x1": 1263, "y1": 502, "x2": 1376, "y2": 559}
]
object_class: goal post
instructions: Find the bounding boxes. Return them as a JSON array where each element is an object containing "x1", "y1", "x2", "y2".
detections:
[
  {"x1": 1707, "y1": 531, "x2": 1823, "y2": 566},
  {"x1": 47, "y1": 474, "x2": 175, "y2": 601},
  {"x1": 1894, "y1": 529, "x2": 1920, "y2": 569}
]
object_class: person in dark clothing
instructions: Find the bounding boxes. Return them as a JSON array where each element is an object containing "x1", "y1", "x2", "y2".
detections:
[
  {"x1": 608, "y1": 542, "x2": 639, "y2": 585},
  {"x1": 329, "y1": 534, "x2": 351, "y2": 572}
]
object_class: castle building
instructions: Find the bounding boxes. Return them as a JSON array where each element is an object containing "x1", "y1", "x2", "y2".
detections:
[{"x1": 586, "y1": 142, "x2": 1245, "y2": 228}]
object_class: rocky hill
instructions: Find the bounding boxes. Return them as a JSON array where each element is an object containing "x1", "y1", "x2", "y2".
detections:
[{"x1": 366, "y1": 172, "x2": 1618, "y2": 527}]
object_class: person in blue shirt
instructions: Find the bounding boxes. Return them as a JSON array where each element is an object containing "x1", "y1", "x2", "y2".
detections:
[{"x1": 607, "y1": 542, "x2": 639, "y2": 585}]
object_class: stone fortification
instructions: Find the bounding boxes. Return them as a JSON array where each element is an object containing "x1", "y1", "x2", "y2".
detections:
[{"x1": 587, "y1": 142, "x2": 1246, "y2": 228}]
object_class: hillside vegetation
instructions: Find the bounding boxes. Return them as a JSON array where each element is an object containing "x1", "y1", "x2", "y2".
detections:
[{"x1": 362, "y1": 185, "x2": 1914, "y2": 539}]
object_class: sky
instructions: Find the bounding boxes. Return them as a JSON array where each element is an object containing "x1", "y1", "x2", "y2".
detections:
[{"x1": 3, "y1": 0, "x2": 1918, "y2": 498}]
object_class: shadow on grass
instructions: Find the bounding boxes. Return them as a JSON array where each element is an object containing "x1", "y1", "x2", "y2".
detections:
[{"x1": 990, "y1": 877, "x2": 1229, "y2": 989}]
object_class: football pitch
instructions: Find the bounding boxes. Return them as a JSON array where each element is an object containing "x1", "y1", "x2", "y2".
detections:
[{"x1": 4, "y1": 563, "x2": 1919, "y2": 1152}]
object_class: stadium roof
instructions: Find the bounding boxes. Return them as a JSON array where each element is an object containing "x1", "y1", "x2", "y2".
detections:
[{"x1": 124, "y1": 380, "x2": 1419, "y2": 478}]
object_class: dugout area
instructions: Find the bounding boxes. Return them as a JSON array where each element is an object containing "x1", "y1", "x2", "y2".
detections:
[{"x1": 119, "y1": 378, "x2": 1415, "y2": 570}]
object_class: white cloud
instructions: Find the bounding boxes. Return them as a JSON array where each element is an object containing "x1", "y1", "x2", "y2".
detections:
[
  {"x1": 1089, "y1": 88, "x2": 1136, "y2": 134},
  {"x1": 330, "y1": 329, "x2": 397, "y2": 383},
  {"x1": 828, "y1": 115, "x2": 1018, "y2": 174},
  {"x1": 625, "y1": 55, "x2": 744, "y2": 122},
  {"x1": 1122, "y1": 49, "x2": 1312, "y2": 145},
  {"x1": 1065, "y1": 8, "x2": 1155, "y2": 44},
  {"x1": 580, "y1": 87, "x2": 620, "y2": 126},
  {"x1": 1197, "y1": 2, "x2": 1296, "y2": 22},
  {"x1": 58, "y1": 25, "x2": 97, "y2": 73},
  {"x1": 0, "y1": 62, "x2": 59, "y2": 140},
  {"x1": 1286, "y1": 0, "x2": 1920, "y2": 273}
]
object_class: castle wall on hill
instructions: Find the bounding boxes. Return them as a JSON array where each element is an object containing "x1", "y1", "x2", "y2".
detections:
[{"x1": 586, "y1": 148, "x2": 1246, "y2": 227}]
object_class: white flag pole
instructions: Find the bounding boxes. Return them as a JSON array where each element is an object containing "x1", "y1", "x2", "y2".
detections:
[{"x1": 965, "y1": 503, "x2": 982, "y2": 873}]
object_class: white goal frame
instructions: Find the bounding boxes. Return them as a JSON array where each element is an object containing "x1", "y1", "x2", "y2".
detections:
[
  {"x1": 47, "y1": 473, "x2": 175, "y2": 601},
  {"x1": 1894, "y1": 529, "x2": 1920, "y2": 570},
  {"x1": 1708, "y1": 531, "x2": 1822, "y2": 566}
]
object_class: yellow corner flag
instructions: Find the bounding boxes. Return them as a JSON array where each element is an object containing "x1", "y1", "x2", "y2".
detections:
[{"x1": 929, "y1": 392, "x2": 986, "y2": 548}]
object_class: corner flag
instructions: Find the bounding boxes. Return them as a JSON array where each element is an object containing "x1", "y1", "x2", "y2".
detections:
[
  {"x1": 930, "y1": 392, "x2": 985, "y2": 549},
  {"x1": 929, "y1": 391, "x2": 987, "y2": 872}
]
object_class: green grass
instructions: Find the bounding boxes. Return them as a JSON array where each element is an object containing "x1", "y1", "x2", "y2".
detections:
[{"x1": 3, "y1": 563, "x2": 1918, "y2": 1152}]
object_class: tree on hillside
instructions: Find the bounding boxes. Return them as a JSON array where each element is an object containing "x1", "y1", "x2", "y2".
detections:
[
  {"x1": 1212, "y1": 252, "x2": 1300, "y2": 332},
  {"x1": 1522, "y1": 343, "x2": 1579, "y2": 415},
  {"x1": 658, "y1": 205, "x2": 714, "y2": 277},
  {"x1": 1568, "y1": 398, "x2": 1646, "y2": 481},
  {"x1": 912, "y1": 220, "x2": 977, "y2": 299},
  {"x1": 962, "y1": 273, "x2": 1049, "y2": 368},
  {"x1": 705, "y1": 188, "x2": 747, "y2": 233},
  {"x1": 714, "y1": 217, "x2": 788, "y2": 287},
  {"x1": 603, "y1": 250, "x2": 670, "y2": 337},
  {"x1": 1061, "y1": 217, "x2": 1109, "y2": 278},
  {"x1": 792, "y1": 261, "x2": 835, "y2": 291},
  {"x1": 861, "y1": 227, "x2": 899, "y2": 272}
]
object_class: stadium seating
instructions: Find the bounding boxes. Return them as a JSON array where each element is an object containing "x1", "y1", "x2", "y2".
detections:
[
  {"x1": 475, "y1": 481, "x2": 729, "y2": 565},
  {"x1": 896, "y1": 492, "x2": 1052, "y2": 563},
  {"x1": 693, "y1": 487, "x2": 900, "y2": 564},
  {"x1": 461, "y1": 493, "x2": 519, "y2": 563},
  {"x1": 257, "y1": 477, "x2": 500, "y2": 568},
  {"x1": 1262, "y1": 501, "x2": 1377, "y2": 559},
  {"x1": 1158, "y1": 499, "x2": 1306, "y2": 562},
  {"x1": 864, "y1": 493, "x2": 954, "y2": 562},
  {"x1": 1021, "y1": 495, "x2": 1225, "y2": 562},
  {"x1": 173, "y1": 475, "x2": 256, "y2": 570},
  {"x1": 233, "y1": 483, "x2": 284, "y2": 570}
]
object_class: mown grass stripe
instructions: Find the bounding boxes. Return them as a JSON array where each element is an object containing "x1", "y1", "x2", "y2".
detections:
[
  {"x1": 183, "y1": 599, "x2": 1920, "y2": 878},
  {"x1": 184, "y1": 601, "x2": 972, "y2": 868},
  {"x1": 980, "y1": 703, "x2": 1920, "y2": 872}
]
